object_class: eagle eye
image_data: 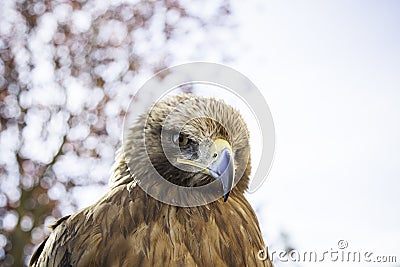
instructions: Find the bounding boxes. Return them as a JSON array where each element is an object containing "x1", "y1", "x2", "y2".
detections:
[{"x1": 172, "y1": 133, "x2": 189, "y2": 147}]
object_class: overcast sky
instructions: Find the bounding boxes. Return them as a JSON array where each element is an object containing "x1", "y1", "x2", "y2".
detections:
[{"x1": 224, "y1": 1, "x2": 400, "y2": 266}]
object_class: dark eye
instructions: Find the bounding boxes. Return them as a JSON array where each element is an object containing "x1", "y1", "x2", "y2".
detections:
[{"x1": 172, "y1": 133, "x2": 189, "y2": 147}]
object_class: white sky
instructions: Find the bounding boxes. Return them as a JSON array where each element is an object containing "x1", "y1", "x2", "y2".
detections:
[{"x1": 227, "y1": 1, "x2": 400, "y2": 266}]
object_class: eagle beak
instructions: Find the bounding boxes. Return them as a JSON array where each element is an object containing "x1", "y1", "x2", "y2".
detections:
[
  {"x1": 176, "y1": 138, "x2": 235, "y2": 202},
  {"x1": 206, "y1": 139, "x2": 235, "y2": 202}
]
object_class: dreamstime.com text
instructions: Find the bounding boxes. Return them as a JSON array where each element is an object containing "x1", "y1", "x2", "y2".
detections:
[{"x1": 257, "y1": 240, "x2": 398, "y2": 264}]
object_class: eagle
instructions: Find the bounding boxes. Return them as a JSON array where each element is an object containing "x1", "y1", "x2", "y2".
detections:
[{"x1": 30, "y1": 94, "x2": 273, "y2": 267}]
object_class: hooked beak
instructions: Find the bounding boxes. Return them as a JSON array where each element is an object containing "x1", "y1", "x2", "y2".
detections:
[{"x1": 177, "y1": 138, "x2": 235, "y2": 202}]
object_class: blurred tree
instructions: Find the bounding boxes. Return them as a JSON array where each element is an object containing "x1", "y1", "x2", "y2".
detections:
[{"x1": 0, "y1": 0, "x2": 233, "y2": 265}]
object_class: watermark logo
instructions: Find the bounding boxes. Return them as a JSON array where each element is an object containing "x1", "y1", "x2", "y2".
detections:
[
  {"x1": 337, "y1": 239, "x2": 348, "y2": 249},
  {"x1": 122, "y1": 62, "x2": 275, "y2": 207},
  {"x1": 258, "y1": 240, "x2": 398, "y2": 264}
]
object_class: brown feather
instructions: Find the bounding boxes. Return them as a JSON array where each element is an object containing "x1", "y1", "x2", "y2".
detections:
[{"x1": 30, "y1": 95, "x2": 273, "y2": 267}]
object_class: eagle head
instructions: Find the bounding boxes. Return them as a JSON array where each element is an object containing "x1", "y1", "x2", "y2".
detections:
[{"x1": 122, "y1": 94, "x2": 251, "y2": 204}]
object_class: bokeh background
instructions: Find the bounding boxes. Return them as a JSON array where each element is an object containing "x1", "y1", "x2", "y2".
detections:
[{"x1": 1, "y1": 0, "x2": 399, "y2": 266}]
